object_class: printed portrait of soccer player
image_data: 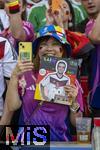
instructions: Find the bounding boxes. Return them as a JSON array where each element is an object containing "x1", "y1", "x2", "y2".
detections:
[{"x1": 40, "y1": 59, "x2": 70, "y2": 103}]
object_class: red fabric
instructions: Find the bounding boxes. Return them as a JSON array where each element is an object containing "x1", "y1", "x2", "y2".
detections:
[
  {"x1": 72, "y1": 135, "x2": 77, "y2": 141},
  {"x1": 94, "y1": 118, "x2": 100, "y2": 127},
  {"x1": 66, "y1": 30, "x2": 91, "y2": 57},
  {"x1": 0, "y1": 41, "x2": 5, "y2": 59},
  {"x1": 9, "y1": 4, "x2": 20, "y2": 10},
  {"x1": 80, "y1": 76, "x2": 90, "y2": 116}
]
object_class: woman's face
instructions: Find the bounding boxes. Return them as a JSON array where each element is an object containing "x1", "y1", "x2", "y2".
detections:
[{"x1": 38, "y1": 37, "x2": 65, "y2": 59}]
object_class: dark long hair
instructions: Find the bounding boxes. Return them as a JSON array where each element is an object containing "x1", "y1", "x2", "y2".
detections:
[
  {"x1": 21, "y1": 0, "x2": 27, "y2": 20},
  {"x1": 65, "y1": 0, "x2": 75, "y2": 31}
]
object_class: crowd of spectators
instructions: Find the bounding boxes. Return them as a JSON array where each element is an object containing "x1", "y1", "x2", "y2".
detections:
[{"x1": 0, "y1": 0, "x2": 100, "y2": 149}]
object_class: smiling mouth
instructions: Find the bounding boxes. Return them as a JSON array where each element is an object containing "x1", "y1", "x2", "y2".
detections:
[
  {"x1": 88, "y1": 5, "x2": 95, "y2": 9},
  {"x1": 47, "y1": 54, "x2": 55, "y2": 56},
  {"x1": 43, "y1": 53, "x2": 55, "y2": 57}
]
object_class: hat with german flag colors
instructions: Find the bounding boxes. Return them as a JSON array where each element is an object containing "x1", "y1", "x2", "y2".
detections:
[{"x1": 32, "y1": 25, "x2": 71, "y2": 57}]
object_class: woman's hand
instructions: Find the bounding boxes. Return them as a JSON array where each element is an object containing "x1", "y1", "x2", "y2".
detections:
[
  {"x1": 12, "y1": 60, "x2": 34, "y2": 77},
  {"x1": 46, "y1": 1, "x2": 70, "y2": 29},
  {"x1": 53, "y1": 9, "x2": 64, "y2": 28},
  {"x1": 46, "y1": 7, "x2": 54, "y2": 25},
  {"x1": 46, "y1": 6, "x2": 64, "y2": 28},
  {"x1": 65, "y1": 84, "x2": 82, "y2": 126},
  {"x1": 64, "y1": 84, "x2": 78, "y2": 103}
]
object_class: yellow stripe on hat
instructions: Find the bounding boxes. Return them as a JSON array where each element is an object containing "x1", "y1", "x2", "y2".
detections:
[
  {"x1": 55, "y1": 26, "x2": 65, "y2": 34},
  {"x1": 9, "y1": 1, "x2": 19, "y2": 7}
]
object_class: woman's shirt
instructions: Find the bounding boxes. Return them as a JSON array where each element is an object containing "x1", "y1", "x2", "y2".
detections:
[{"x1": 18, "y1": 70, "x2": 83, "y2": 141}]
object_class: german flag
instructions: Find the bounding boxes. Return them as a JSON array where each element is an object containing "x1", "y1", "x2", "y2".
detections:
[
  {"x1": 9, "y1": 1, "x2": 20, "y2": 14},
  {"x1": 66, "y1": 30, "x2": 95, "y2": 58}
]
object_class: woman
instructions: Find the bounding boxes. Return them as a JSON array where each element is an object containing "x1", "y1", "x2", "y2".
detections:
[
  {"x1": 6, "y1": 25, "x2": 83, "y2": 141},
  {"x1": 46, "y1": 0, "x2": 75, "y2": 31}
]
